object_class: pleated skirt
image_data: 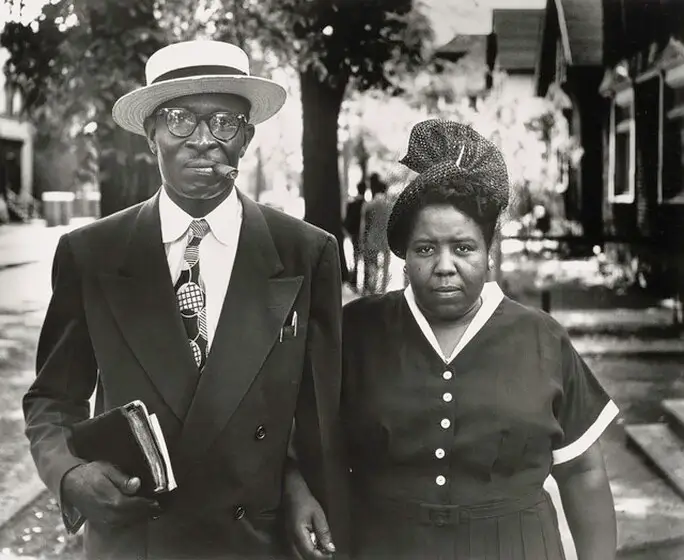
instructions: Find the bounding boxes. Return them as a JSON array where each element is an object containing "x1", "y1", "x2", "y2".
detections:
[{"x1": 351, "y1": 492, "x2": 566, "y2": 560}]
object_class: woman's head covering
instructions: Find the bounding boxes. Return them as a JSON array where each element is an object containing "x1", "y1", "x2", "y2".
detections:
[{"x1": 387, "y1": 119, "x2": 510, "y2": 258}]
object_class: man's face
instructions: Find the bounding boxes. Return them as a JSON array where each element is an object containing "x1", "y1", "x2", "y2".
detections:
[{"x1": 145, "y1": 93, "x2": 255, "y2": 204}]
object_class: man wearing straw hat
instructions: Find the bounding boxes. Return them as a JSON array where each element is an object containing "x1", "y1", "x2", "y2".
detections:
[{"x1": 23, "y1": 40, "x2": 347, "y2": 560}]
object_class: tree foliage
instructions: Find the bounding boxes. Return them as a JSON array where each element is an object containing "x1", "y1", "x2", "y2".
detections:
[{"x1": 1, "y1": 0, "x2": 167, "y2": 214}]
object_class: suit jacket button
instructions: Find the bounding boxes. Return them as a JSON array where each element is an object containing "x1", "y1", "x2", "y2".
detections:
[
  {"x1": 255, "y1": 425, "x2": 267, "y2": 440},
  {"x1": 234, "y1": 505, "x2": 246, "y2": 520}
]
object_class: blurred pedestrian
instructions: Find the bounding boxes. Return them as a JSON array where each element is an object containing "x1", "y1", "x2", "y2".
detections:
[
  {"x1": 360, "y1": 172, "x2": 391, "y2": 294},
  {"x1": 344, "y1": 179, "x2": 367, "y2": 288},
  {"x1": 23, "y1": 40, "x2": 348, "y2": 560}
]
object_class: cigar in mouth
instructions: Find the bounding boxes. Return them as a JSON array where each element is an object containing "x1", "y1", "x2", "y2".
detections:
[{"x1": 212, "y1": 163, "x2": 239, "y2": 180}]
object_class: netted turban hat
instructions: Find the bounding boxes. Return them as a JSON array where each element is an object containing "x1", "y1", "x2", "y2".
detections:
[{"x1": 387, "y1": 119, "x2": 510, "y2": 258}]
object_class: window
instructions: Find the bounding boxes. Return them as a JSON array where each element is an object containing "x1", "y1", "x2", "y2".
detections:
[
  {"x1": 608, "y1": 88, "x2": 635, "y2": 203},
  {"x1": 661, "y1": 65, "x2": 684, "y2": 203}
]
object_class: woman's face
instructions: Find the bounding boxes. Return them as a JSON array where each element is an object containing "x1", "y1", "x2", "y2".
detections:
[{"x1": 405, "y1": 204, "x2": 489, "y2": 323}]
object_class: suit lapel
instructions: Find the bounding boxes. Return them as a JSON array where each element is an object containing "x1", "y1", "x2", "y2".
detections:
[
  {"x1": 99, "y1": 193, "x2": 199, "y2": 421},
  {"x1": 175, "y1": 195, "x2": 302, "y2": 476}
]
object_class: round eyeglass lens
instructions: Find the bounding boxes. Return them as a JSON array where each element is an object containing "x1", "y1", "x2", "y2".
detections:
[
  {"x1": 209, "y1": 113, "x2": 241, "y2": 140},
  {"x1": 165, "y1": 109, "x2": 196, "y2": 137}
]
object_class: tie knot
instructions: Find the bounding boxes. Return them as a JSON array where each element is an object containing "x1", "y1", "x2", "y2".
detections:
[{"x1": 189, "y1": 219, "x2": 210, "y2": 241}]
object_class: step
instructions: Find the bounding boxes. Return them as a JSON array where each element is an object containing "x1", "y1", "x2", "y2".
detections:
[
  {"x1": 625, "y1": 423, "x2": 684, "y2": 499},
  {"x1": 663, "y1": 400, "x2": 684, "y2": 440}
]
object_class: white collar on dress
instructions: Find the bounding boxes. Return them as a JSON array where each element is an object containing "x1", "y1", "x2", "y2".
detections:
[
  {"x1": 404, "y1": 281, "x2": 504, "y2": 363},
  {"x1": 159, "y1": 185, "x2": 242, "y2": 246}
]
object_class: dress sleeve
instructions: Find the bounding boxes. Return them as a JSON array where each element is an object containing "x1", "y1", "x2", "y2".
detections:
[{"x1": 552, "y1": 333, "x2": 619, "y2": 465}]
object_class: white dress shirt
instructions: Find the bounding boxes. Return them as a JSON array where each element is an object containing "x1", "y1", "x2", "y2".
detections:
[{"x1": 159, "y1": 186, "x2": 243, "y2": 349}]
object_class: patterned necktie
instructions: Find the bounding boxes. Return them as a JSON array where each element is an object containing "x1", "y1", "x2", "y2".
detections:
[{"x1": 175, "y1": 219, "x2": 211, "y2": 370}]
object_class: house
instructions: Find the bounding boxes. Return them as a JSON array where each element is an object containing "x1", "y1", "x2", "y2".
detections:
[
  {"x1": 535, "y1": 0, "x2": 684, "y2": 295},
  {"x1": 598, "y1": 0, "x2": 684, "y2": 294},
  {"x1": 434, "y1": 9, "x2": 545, "y2": 101},
  {"x1": 436, "y1": 9, "x2": 599, "y2": 237},
  {"x1": 0, "y1": 47, "x2": 34, "y2": 221},
  {"x1": 535, "y1": 0, "x2": 605, "y2": 242}
]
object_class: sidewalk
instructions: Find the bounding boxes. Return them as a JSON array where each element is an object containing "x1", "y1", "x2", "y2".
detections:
[{"x1": 0, "y1": 220, "x2": 91, "y2": 272}]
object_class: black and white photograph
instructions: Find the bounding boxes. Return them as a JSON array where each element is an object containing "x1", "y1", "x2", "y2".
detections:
[{"x1": 0, "y1": 0, "x2": 682, "y2": 558}]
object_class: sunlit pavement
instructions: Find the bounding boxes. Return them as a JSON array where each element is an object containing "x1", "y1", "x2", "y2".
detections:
[{"x1": 0, "y1": 220, "x2": 90, "y2": 549}]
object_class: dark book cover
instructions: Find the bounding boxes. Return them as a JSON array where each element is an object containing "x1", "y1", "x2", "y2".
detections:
[{"x1": 68, "y1": 400, "x2": 177, "y2": 497}]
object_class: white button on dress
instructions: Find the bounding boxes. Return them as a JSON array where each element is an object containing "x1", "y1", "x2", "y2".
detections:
[
  {"x1": 441, "y1": 418, "x2": 451, "y2": 429},
  {"x1": 443, "y1": 371, "x2": 453, "y2": 380},
  {"x1": 435, "y1": 448, "x2": 445, "y2": 459},
  {"x1": 443, "y1": 393, "x2": 453, "y2": 403},
  {"x1": 436, "y1": 475, "x2": 446, "y2": 486}
]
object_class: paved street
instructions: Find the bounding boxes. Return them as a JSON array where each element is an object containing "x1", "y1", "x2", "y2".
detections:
[{"x1": 0, "y1": 222, "x2": 683, "y2": 558}]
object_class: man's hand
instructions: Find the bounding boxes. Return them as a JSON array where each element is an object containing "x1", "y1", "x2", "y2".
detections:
[
  {"x1": 284, "y1": 465, "x2": 336, "y2": 560},
  {"x1": 61, "y1": 461, "x2": 162, "y2": 527},
  {"x1": 288, "y1": 492, "x2": 336, "y2": 560}
]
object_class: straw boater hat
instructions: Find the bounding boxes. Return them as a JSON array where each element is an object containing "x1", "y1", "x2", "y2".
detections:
[{"x1": 112, "y1": 40, "x2": 287, "y2": 135}]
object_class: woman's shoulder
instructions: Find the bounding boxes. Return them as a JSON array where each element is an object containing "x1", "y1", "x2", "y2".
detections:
[
  {"x1": 343, "y1": 290, "x2": 405, "y2": 323},
  {"x1": 497, "y1": 295, "x2": 570, "y2": 342}
]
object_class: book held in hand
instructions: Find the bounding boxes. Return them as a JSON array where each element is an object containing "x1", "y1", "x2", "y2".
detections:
[{"x1": 69, "y1": 400, "x2": 177, "y2": 496}]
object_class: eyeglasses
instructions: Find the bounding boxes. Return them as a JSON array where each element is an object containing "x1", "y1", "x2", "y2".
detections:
[{"x1": 155, "y1": 108, "x2": 247, "y2": 141}]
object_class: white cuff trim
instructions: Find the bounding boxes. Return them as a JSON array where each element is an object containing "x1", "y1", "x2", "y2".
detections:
[{"x1": 552, "y1": 400, "x2": 619, "y2": 465}]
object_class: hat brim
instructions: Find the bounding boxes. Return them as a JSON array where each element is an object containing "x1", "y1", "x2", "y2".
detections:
[{"x1": 112, "y1": 75, "x2": 287, "y2": 135}]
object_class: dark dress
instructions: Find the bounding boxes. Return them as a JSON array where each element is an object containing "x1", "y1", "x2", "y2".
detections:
[{"x1": 341, "y1": 284, "x2": 617, "y2": 560}]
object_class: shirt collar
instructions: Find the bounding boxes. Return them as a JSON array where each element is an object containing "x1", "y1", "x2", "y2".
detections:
[
  {"x1": 404, "y1": 281, "x2": 504, "y2": 363},
  {"x1": 159, "y1": 186, "x2": 242, "y2": 245}
]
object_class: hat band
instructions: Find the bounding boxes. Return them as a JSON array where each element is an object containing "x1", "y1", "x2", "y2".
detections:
[{"x1": 151, "y1": 65, "x2": 247, "y2": 84}]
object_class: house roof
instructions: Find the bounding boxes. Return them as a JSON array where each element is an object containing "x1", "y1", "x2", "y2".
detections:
[
  {"x1": 434, "y1": 34, "x2": 488, "y2": 63},
  {"x1": 554, "y1": 0, "x2": 603, "y2": 66},
  {"x1": 492, "y1": 9, "x2": 545, "y2": 72}
]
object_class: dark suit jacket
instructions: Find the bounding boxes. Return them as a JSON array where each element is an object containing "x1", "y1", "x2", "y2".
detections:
[{"x1": 23, "y1": 190, "x2": 349, "y2": 560}]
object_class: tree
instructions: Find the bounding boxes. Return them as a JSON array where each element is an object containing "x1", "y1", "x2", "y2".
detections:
[
  {"x1": 2, "y1": 0, "x2": 166, "y2": 216},
  {"x1": 70, "y1": 0, "x2": 166, "y2": 216}
]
